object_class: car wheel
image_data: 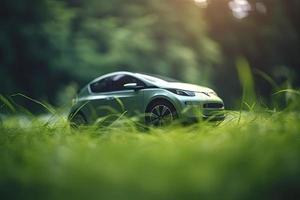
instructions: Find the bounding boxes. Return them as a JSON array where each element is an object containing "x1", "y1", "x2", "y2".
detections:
[
  {"x1": 146, "y1": 100, "x2": 177, "y2": 126},
  {"x1": 70, "y1": 113, "x2": 87, "y2": 128}
]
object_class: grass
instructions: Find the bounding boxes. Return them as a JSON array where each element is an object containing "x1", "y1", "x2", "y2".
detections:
[
  {"x1": 1, "y1": 64, "x2": 300, "y2": 199},
  {"x1": 1, "y1": 109, "x2": 300, "y2": 200}
]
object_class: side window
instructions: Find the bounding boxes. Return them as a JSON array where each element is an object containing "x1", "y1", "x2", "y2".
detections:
[
  {"x1": 111, "y1": 74, "x2": 145, "y2": 91},
  {"x1": 90, "y1": 77, "x2": 112, "y2": 93}
]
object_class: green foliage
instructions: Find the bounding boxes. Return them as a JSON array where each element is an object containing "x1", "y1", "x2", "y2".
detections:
[
  {"x1": 1, "y1": 110, "x2": 300, "y2": 199},
  {"x1": 0, "y1": 0, "x2": 74, "y2": 105},
  {"x1": 236, "y1": 58, "x2": 257, "y2": 109},
  {"x1": 1, "y1": 0, "x2": 300, "y2": 109},
  {"x1": 65, "y1": 0, "x2": 220, "y2": 84},
  {"x1": 204, "y1": 0, "x2": 300, "y2": 106}
]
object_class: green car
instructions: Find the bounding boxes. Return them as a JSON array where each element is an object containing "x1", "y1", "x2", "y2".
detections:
[{"x1": 69, "y1": 71, "x2": 225, "y2": 126}]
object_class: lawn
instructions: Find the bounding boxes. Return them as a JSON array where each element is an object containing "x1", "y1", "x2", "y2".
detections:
[{"x1": 1, "y1": 110, "x2": 300, "y2": 200}]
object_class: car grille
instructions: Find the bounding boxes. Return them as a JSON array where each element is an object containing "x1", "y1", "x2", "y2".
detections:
[{"x1": 203, "y1": 103, "x2": 224, "y2": 109}]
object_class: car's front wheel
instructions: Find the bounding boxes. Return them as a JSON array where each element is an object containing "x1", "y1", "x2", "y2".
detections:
[
  {"x1": 145, "y1": 100, "x2": 177, "y2": 126},
  {"x1": 70, "y1": 112, "x2": 87, "y2": 128}
]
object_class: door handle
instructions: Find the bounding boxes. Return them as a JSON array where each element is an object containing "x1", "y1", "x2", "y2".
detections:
[{"x1": 105, "y1": 97, "x2": 114, "y2": 100}]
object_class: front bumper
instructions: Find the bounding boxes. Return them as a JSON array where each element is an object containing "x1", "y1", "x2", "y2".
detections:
[
  {"x1": 177, "y1": 99, "x2": 225, "y2": 122},
  {"x1": 181, "y1": 108, "x2": 225, "y2": 122}
]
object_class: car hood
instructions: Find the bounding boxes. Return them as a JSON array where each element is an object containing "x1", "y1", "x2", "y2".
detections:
[{"x1": 155, "y1": 82, "x2": 215, "y2": 93}]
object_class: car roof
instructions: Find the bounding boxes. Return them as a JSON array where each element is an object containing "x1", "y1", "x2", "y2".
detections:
[
  {"x1": 89, "y1": 71, "x2": 180, "y2": 88},
  {"x1": 90, "y1": 71, "x2": 137, "y2": 83}
]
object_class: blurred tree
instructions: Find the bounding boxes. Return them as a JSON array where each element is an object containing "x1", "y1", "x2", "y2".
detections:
[
  {"x1": 2, "y1": 0, "x2": 299, "y2": 110},
  {"x1": 203, "y1": 0, "x2": 300, "y2": 106},
  {"x1": 63, "y1": 0, "x2": 221, "y2": 84},
  {"x1": 0, "y1": 0, "x2": 74, "y2": 108}
]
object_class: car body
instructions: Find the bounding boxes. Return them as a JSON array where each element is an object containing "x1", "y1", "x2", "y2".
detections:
[{"x1": 69, "y1": 71, "x2": 225, "y2": 126}]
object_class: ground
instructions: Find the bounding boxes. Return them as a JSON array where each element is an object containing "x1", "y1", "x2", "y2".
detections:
[{"x1": 0, "y1": 111, "x2": 300, "y2": 199}]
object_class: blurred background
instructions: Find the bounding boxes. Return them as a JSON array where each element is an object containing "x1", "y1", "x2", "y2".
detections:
[{"x1": 1, "y1": 0, "x2": 299, "y2": 111}]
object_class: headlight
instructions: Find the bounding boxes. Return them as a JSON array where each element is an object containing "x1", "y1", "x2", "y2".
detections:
[
  {"x1": 199, "y1": 91, "x2": 218, "y2": 96},
  {"x1": 167, "y1": 89, "x2": 195, "y2": 97},
  {"x1": 209, "y1": 91, "x2": 218, "y2": 96}
]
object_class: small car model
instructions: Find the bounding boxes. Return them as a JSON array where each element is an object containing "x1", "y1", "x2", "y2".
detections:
[{"x1": 69, "y1": 71, "x2": 225, "y2": 126}]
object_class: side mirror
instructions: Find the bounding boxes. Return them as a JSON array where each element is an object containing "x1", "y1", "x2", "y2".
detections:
[{"x1": 123, "y1": 83, "x2": 144, "y2": 90}]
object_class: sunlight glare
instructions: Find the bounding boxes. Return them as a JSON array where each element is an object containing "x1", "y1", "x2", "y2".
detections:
[
  {"x1": 229, "y1": 0, "x2": 251, "y2": 19},
  {"x1": 194, "y1": 0, "x2": 208, "y2": 8}
]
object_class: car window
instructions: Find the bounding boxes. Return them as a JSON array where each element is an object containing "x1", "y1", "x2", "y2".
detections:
[
  {"x1": 90, "y1": 77, "x2": 112, "y2": 93},
  {"x1": 111, "y1": 74, "x2": 145, "y2": 91},
  {"x1": 138, "y1": 73, "x2": 179, "y2": 83}
]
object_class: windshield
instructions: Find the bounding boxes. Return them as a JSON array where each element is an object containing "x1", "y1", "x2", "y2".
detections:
[{"x1": 138, "y1": 73, "x2": 179, "y2": 83}]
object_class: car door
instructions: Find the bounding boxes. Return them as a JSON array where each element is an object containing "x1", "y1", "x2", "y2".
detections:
[
  {"x1": 107, "y1": 74, "x2": 145, "y2": 118},
  {"x1": 88, "y1": 76, "x2": 116, "y2": 119}
]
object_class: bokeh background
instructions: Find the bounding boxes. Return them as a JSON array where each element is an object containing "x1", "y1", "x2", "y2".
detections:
[{"x1": 1, "y1": 0, "x2": 299, "y2": 110}]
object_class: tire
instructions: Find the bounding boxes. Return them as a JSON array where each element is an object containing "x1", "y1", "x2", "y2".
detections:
[
  {"x1": 70, "y1": 112, "x2": 87, "y2": 128},
  {"x1": 145, "y1": 100, "x2": 177, "y2": 126}
]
